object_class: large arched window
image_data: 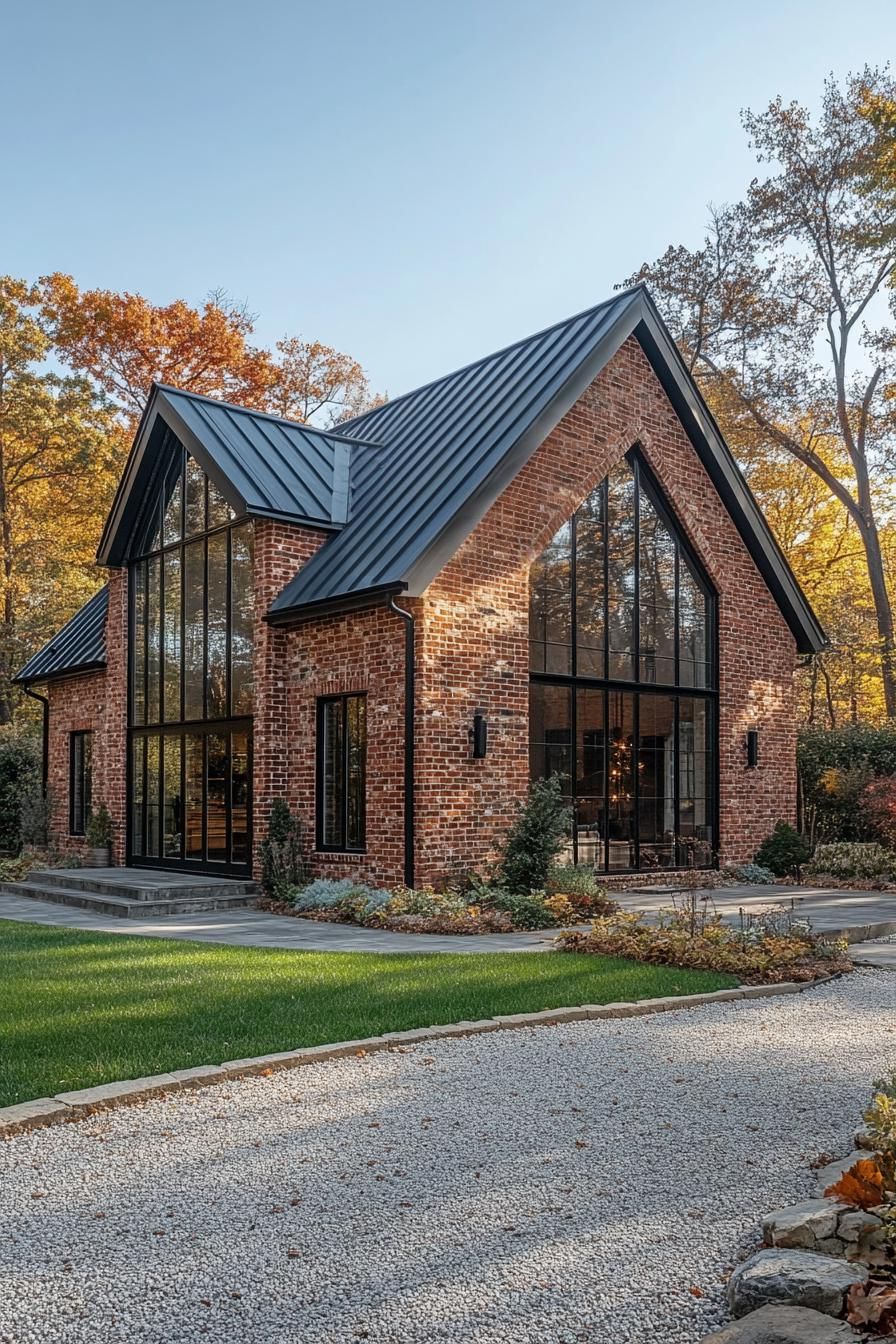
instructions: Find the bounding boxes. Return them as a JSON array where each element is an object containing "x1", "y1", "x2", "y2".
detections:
[
  {"x1": 528, "y1": 450, "x2": 717, "y2": 872},
  {"x1": 129, "y1": 430, "x2": 254, "y2": 873}
]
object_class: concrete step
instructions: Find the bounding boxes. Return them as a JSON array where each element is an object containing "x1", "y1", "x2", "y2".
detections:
[
  {"x1": 29, "y1": 868, "x2": 258, "y2": 903},
  {"x1": 0, "y1": 880, "x2": 259, "y2": 919}
]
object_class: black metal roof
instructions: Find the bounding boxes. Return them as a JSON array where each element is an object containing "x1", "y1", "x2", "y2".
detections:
[
  {"x1": 268, "y1": 285, "x2": 825, "y2": 654},
  {"x1": 15, "y1": 585, "x2": 108, "y2": 684},
  {"x1": 97, "y1": 385, "x2": 383, "y2": 566},
  {"x1": 44, "y1": 284, "x2": 823, "y2": 667}
]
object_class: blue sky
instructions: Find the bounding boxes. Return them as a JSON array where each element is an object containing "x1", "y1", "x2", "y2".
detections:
[{"x1": 4, "y1": 0, "x2": 894, "y2": 396}]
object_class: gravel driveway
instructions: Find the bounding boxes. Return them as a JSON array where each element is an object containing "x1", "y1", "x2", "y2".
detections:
[{"x1": 2, "y1": 971, "x2": 895, "y2": 1344}]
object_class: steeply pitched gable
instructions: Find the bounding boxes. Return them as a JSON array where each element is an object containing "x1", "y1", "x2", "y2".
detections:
[
  {"x1": 268, "y1": 286, "x2": 825, "y2": 655},
  {"x1": 97, "y1": 384, "x2": 382, "y2": 566}
]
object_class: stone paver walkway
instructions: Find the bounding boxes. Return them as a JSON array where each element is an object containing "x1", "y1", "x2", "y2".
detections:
[
  {"x1": 850, "y1": 936, "x2": 896, "y2": 968},
  {"x1": 2, "y1": 880, "x2": 896, "y2": 953},
  {"x1": 616, "y1": 882, "x2": 896, "y2": 942},
  {"x1": 0, "y1": 891, "x2": 561, "y2": 952}
]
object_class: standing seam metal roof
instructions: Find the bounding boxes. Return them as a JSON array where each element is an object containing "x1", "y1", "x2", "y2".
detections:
[
  {"x1": 270, "y1": 290, "x2": 639, "y2": 612},
  {"x1": 96, "y1": 385, "x2": 385, "y2": 565},
  {"x1": 14, "y1": 585, "x2": 109, "y2": 684}
]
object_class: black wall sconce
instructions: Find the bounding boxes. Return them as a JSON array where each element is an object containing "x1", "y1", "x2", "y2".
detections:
[
  {"x1": 472, "y1": 711, "x2": 488, "y2": 759},
  {"x1": 746, "y1": 728, "x2": 759, "y2": 769}
]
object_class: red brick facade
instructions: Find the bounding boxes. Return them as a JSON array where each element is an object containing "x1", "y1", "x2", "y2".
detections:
[
  {"x1": 46, "y1": 570, "x2": 128, "y2": 862},
  {"x1": 44, "y1": 337, "x2": 797, "y2": 882}
]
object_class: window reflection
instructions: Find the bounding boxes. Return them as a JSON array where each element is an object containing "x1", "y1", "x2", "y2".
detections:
[
  {"x1": 129, "y1": 440, "x2": 254, "y2": 871},
  {"x1": 528, "y1": 451, "x2": 716, "y2": 873}
]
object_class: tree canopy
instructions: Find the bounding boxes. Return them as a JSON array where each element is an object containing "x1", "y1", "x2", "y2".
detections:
[
  {"x1": 4, "y1": 276, "x2": 381, "y2": 721},
  {"x1": 624, "y1": 67, "x2": 896, "y2": 724}
]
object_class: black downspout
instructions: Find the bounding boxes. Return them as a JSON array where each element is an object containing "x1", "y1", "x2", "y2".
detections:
[
  {"x1": 23, "y1": 683, "x2": 49, "y2": 790},
  {"x1": 388, "y1": 596, "x2": 415, "y2": 888}
]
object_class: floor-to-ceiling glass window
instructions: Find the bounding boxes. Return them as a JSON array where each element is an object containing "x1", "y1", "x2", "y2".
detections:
[
  {"x1": 129, "y1": 432, "x2": 254, "y2": 873},
  {"x1": 529, "y1": 449, "x2": 716, "y2": 872}
]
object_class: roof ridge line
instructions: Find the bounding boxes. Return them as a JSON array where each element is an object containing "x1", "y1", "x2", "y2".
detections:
[
  {"x1": 154, "y1": 384, "x2": 386, "y2": 450},
  {"x1": 338, "y1": 284, "x2": 647, "y2": 431}
]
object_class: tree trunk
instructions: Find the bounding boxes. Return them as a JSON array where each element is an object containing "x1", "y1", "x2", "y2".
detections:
[{"x1": 856, "y1": 511, "x2": 896, "y2": 718}]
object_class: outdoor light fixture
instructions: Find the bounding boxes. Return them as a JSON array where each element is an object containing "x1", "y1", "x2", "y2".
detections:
[
  {"x1": 746, "y1": 729, "x2": 759, "y2": 769},
  {"x1": 472, "y1": 711, "x2": 488, "y2": 759}
]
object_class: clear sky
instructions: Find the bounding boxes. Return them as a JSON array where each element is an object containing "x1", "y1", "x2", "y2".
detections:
[{"x1": 4, "y1": 0, "x2": 894, "y2": 397}]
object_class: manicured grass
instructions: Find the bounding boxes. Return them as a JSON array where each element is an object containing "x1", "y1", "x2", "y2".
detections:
[{"x1": 0, "y1": 919, "x2": 736, "y2": 1106}]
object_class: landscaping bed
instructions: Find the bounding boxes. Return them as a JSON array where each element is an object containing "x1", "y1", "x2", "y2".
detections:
[{"x1": 557, "y1": 895, "x2": 852, "y2": 984}]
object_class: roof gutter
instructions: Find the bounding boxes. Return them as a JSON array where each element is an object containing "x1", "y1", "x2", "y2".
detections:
[
  {"x1": 388, "y1": 596, "x2": 416, "y2": 888},
  {"x1": 265, "y1": 583, "x2": 406, "y2": 627}
]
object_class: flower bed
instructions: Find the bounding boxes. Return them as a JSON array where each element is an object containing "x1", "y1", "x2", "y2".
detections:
[
  {"x1": 557, "y1": 897, "x2": 851, "y2": 984},
  {"x1": 258, "y1": 869, "x2": 616, "y2": 935}
]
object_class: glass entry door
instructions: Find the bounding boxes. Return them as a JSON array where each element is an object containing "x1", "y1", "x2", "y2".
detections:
[{"x1": 130, "y1": 724, "x2": 251, "y2": 874}]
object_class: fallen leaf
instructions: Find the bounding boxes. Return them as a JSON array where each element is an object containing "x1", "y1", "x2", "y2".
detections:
[{"x1": 826, "y1": 1158, "x2": 887, "y2": 1209}]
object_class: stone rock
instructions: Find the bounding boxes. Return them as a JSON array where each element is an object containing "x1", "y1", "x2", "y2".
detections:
[
  {"x1": 762, "y1": 1198, "x2": 840, "y2": 1249},
  {"x1": 700, "y1": 1303, "x2": 859, "y2": 1342},
  {"x1": 814, "y1": 1150, "x2": 866, "y2": 1194},
  {"x1": 837, "y1": 1207, "x2": 882, "y2": 1243},
  {"x1": 727, "y1": 1248, "x2": 868, "y2": 1318}
]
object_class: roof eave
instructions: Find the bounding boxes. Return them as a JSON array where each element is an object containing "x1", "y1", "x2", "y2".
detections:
[
  {"x1": 14, "y1": 660, "x2": 107, "y2": 687},
  {"x1": 266, "y1": 582, "x2": 406, "y2": 626}
]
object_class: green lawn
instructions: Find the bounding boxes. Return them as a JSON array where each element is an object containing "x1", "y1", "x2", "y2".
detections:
[{"x1": 0, "y1": 919, "x2": 736, "y2": 1106}]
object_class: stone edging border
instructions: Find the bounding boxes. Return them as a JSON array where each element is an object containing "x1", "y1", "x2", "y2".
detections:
[{"x1": 1, "y1": 974, "x2": 839, "y2": 1139}]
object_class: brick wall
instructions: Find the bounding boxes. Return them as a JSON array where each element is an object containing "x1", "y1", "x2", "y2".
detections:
[
  {"x1": 45, "y1": 570, "x2": 128, "y2": 861},
  {"x1": 42, "y1": 335, "x2": 799, "y2": 884},
  {"x1": 281, "y1": 601, "x2": 414, "y2": 887},
  {"x1": 411, "y1": 335, "x2": 797, "y2": 881}
]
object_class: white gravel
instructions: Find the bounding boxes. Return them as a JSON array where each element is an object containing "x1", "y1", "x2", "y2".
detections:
[{"x1": 2, "y1": 971, "x2": 895, "y2": 1344}]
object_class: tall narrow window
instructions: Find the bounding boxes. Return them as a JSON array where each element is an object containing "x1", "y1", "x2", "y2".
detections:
[
  {"x1": 70, "y1": 731, "x2": 92, "y2": 836},
  {"x1": 128, "y1": 433, "x2": 254, "y2": 873},
  {"x1": 528, "y1": 448, "x2": 717, "y2": 872},
  {"x1": 317, "y1": 694, "x2": 367, "y2": 851}
]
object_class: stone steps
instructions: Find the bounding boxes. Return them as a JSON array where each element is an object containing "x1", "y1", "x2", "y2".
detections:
[{"x1": 1, "y1": 867, "x2": 259, "y2": 918}]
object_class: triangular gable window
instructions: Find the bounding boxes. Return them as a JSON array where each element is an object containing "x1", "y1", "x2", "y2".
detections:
[
  {"x1": 529, "y1": 450, "x2": 714, "y2": 689},
  {"x1": 135, "y1": 428, "x2": 236, "y2": 558}
]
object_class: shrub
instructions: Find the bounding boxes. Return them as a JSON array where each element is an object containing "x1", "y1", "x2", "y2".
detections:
[
  {"x1": 722, "y1": 862, "x2": 777, "y2": 886},
  {"x1": 85, "y1": 804, "x2": 114, "y2": 848},
  {"x1": 754, "y1": 822, "x2": 812, "y2": 878},
  {"x1": 0, "y1": 854, "x2": 36, "y2": 883},
  {"x1": 862, "y1": 775, "x2": 896, "y2": 849},
  {"x1": 545, "y1": 864, "x2": 616, "y2": 916},
  {"x1": 19, "y1": 783, "x2": 53, "y2": 849},
  {"x1": 799, "y1": 724, "x2": 896, "y2": 841},
  {"x1": 486, "y1": 887, "x2": 555, "y2": 929},
  {"x1": 382, "y1": 886, "x2": 469, "y2": 919},
  {"x1": 557, "y1": 909, "x2": 849, "y2": 983},
  {"x1": 259, "y1": 800, "x2": 309, "y2": 898},
  {"x1": 498, "y1": 775, "x2": 573, "y2": 895},
  {"x1": 289, "y1": 877, "x2": 391, "y2": 918},
  {"x1": 806, "y1": 841, "x2": 896, "y2": 880},
  {"x1": 0, "y1": 732, "x2": 40, "y2": 853}
]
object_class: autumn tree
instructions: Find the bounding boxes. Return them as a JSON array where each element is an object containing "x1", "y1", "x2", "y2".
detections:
[
  {"x1": 39, "y1": 275, "x2": 275, "y2": 424},
  {"x1": 624, "y1": 69, "x2": 896, "y2": 717},
  {"x1": 40, "y1": 274, "x2": 383, "y2": 429},
  {"x1": 266, "y1": 337, "x2": 381, "y2": 425},
  {"x1": 0, "y1": 278, "x2": 122, "y2": 722}
]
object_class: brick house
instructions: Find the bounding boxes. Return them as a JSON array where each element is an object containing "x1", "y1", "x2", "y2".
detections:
[{"x1": 16, "y1": 286, "x2": 824, "y2": 887}]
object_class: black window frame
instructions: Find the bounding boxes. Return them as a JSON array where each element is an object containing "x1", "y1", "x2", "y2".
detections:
[
  {"x1": 125, "y1": 429, "x2": 255, "y2": 874},
  {"x1": 69, "y1": 730, "x2": 93, "y2": 836},
  {"x1": 528, "y1": 446, "x2": 719, "y2": 873},
  {"x1": 316, "y1": 693, "x2": 367, "y2": 853}
]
